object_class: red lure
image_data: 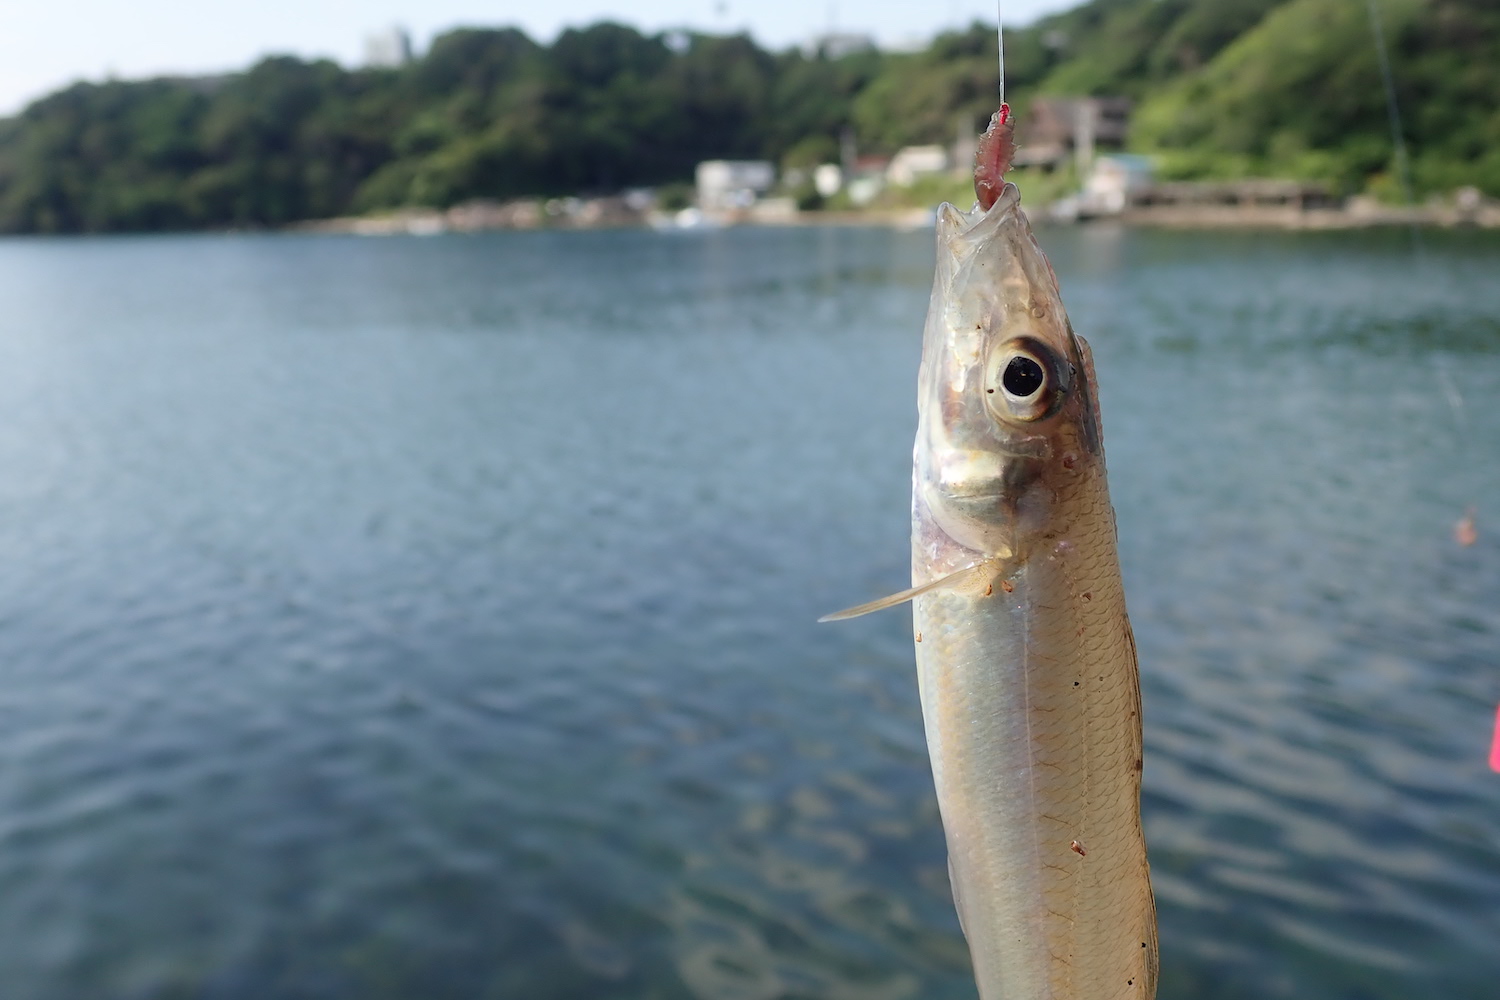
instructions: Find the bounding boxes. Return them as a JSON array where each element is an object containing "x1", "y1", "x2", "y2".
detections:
[{"x1": 974, "y1": 103, "x2": 1017, "y2": 211}]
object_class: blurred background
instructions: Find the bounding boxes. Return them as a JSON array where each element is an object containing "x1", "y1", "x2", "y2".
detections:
[{"x1": 0, "y1": 2, "x2": 1498, "y2": 999}]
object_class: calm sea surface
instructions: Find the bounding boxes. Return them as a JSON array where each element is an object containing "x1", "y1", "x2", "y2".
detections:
[{"x1": 0, "y1": 220, "x2": 1497, "y2": 1000}]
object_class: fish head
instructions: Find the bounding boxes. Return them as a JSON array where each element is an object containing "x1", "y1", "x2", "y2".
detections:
[{"x1": 914, "y1": 183, "x2": 1102, "y2": 562}]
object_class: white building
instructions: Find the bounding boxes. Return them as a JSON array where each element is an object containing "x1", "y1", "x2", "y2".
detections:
[
  {"x1": 886, "y1": 145, "x2": 950, "y2": 187},
  {"x1": 365, "y1": 26, "x2": 413, "y2": 68},
  {"x1": 813, "y1": 164, "x2": 844, "y2": 198},
  {"x1": 846, "y1": 176, "x2": 883, "y2": 207},
  {"x1": 1080, "y1": 154, "x2": 1155, "y2": 214},
  {"x1": 696, "y1": 160, "x2": 776, "y2": 212}
]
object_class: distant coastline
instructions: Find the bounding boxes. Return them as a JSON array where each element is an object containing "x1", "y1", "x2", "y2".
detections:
[
  {"x1": 1113, "y1": 199, "x2": 1500, "y2": 231},
  {"x1": 292, "y1": 189, "x2": 1500, "y2": 237},
  {"x1": 3, "y1": 2, "x2": 1496, "y2": 237}
]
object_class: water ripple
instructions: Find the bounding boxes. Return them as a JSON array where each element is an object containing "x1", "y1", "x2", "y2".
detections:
[{"x1": 0, "y1": 226, "x2": 1497, "y2": 998}]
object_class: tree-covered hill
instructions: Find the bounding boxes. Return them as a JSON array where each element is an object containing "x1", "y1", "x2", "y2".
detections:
[
  {"x1": 1128, "y1": 0, "x2": 1500, "y2": 194},
  {"x1": 0, "y1": 0, "x2": 1494, "y2": 233}
]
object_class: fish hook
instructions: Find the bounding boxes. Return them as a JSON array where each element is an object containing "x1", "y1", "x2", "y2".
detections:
[{"x1": 974, "y1": 2, "x2": 1016, "y2": 210}]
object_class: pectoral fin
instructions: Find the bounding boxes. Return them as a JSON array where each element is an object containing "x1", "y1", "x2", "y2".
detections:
[{"x1": 818, "y1": 562, "x2": 992, "y2": 622}]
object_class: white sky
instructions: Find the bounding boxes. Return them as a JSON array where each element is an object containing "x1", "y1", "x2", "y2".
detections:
[{"x1": 0, "y1": 0, "x2": 1077, "y2": 115}]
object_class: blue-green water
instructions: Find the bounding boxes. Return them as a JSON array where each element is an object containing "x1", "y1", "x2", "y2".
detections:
[{"x1": 0, "y1": 222, "x2": 1497, "y2": 999}]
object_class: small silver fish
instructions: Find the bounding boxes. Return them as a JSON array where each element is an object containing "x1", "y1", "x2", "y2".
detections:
[{"x1": 827, "y1": 111, "x2": 1157, "y2": 999}]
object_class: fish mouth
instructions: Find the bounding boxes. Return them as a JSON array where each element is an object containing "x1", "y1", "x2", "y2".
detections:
[{"x1": 936, "y1": 183, "x2": 1023, "y2": 242}]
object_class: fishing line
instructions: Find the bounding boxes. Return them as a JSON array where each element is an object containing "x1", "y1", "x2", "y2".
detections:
[
  {"x1": 1433, "y1": 357, "x2": 1469, "y2": 436},
  {"x1": 1365, "y1": 0, "x2": 1490, "y2": 762},
  {"x1": 996, "y1": 1, "x2": 1006, "y2": 106},
  {"x1": 1364, "y1": 0, "x2": 1416, "y2": 227},
  {"x1": 1364, "y1": 0, "x2": 1474, "y2": 530}
]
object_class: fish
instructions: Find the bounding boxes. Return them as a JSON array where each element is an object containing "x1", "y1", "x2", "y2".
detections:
[{"x1": 825, "y1": 108, "x2": 1158, "y2": 999}]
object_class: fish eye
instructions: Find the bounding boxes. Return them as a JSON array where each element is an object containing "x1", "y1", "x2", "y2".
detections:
[
  {"x1": 1003, "y1": 356, "x2": 1046, "y2": 397},
  {"x1": 984, "y1": 337, "x2": 1068, "y2": 423}
]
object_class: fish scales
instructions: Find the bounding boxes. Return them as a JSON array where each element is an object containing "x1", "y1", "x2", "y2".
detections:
[{"x1": 910, "y1": 181, "x2": 1157, "y2": 999}]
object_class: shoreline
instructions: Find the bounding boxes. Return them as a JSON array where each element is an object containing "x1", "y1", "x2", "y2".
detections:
[
  {"x1": 1107, "y1": 202, "x2": 1500, "y2": 230},
  {"x1": 293, "y1": 198, "x2": 1500, "y2": 237}
]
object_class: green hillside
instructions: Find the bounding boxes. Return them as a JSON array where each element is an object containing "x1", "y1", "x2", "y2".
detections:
[
  {"x1": 0, "y1": 0, "x2": 1494, "y2": 233},
  {"x1": 1129, "y1": 0, "x2": 1500, "y2": 193},
  {"x1": 1021, "y1": 0, "x2": 1288, "y2": 95}
]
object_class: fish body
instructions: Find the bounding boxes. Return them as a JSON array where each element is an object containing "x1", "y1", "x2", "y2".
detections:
[{"x1": 911, "y1": 181, "x2": 1157, "y2": 999}]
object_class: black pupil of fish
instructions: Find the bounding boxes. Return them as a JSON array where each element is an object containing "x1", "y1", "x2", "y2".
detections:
[{"x1": 1003, "y1": 356, "x2": 1046, "y2": 397}]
